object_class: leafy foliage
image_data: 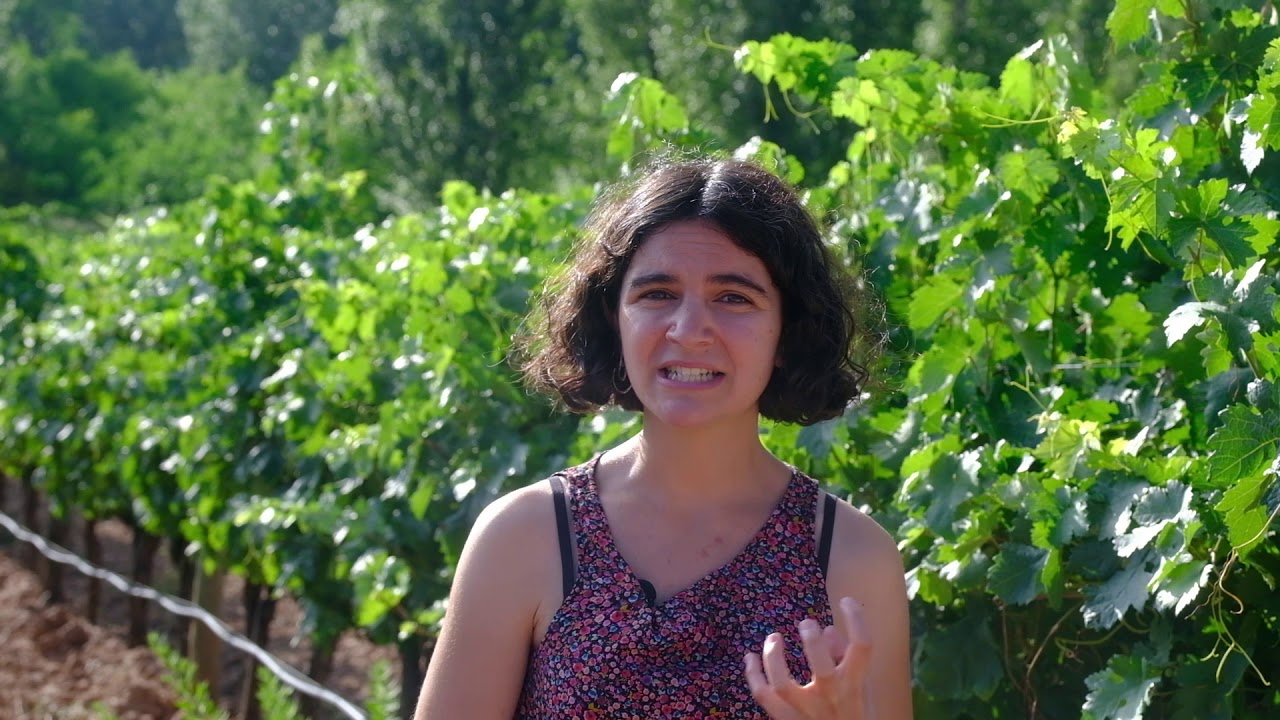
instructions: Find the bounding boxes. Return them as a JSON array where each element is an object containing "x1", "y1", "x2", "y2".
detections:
[
  {"x1": 0, "y1": 42, "x2": 151, "y2": 206},
  {"x1": 3, "y1": 2, "x2": 1280, "y2": 719},
  {"x1": 149, "y1": 633, "x2": 230, "y2": 720}
]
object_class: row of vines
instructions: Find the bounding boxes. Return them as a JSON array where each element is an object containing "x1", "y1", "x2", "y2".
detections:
[{"x1": 2, "y1": 1, "x2": 1279, "y2": 718}]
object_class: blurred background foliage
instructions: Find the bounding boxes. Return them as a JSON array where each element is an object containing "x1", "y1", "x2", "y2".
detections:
[
  {"x1": 1, "y1": 0, "x2": 1119, "y2": 216},
  {"x1": 9, "y1": 2, "x2": 1280, "y2": 718}
]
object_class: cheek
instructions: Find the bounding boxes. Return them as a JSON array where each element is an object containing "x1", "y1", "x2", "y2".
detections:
[{"x1": 616, "y1": 309, "x2": 655, "y2": 353}]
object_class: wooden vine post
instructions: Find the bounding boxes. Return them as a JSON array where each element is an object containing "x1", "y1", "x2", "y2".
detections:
[
  {"x1": 236, "y1": 581, "x2": 277, "y2": 720},
  {"x1": 170, "y1": 537, "x2": 196, "y2": 655},
  {"x1": 82, "y1": 514, "x2": 101, "y2": 622},
  {"x1": 299, "y1": 635, "x2": 337, "y2": 718},
  {"x1": 21, "y1": 468, "x2": 38, "y2": 568},
  {"x1": 127, "y1": 528, "x2": 160, "y2": 646},
  {"x1": 188, "y1": 557, "x2": 225, "y2": 694},
  {"x1": 43, "y1": 511, "x2": 68, "y2": 603}
]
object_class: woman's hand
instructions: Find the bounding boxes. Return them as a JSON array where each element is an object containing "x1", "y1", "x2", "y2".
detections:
[{"x1": 743, "y1": 596, "x2": 874, "y2": 719}]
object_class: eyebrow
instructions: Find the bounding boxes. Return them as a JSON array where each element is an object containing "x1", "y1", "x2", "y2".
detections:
[{"x1": 627, "y1": 271, "x2": 772, "y2": 296}]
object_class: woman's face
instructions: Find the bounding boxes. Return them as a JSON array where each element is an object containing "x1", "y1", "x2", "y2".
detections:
[{"x1": 616, "y1": 220, "x2": 783, "y2": 430}]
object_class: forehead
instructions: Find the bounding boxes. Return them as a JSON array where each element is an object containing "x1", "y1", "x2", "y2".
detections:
[{"x1": 626, "y1": 221, "x2": 771, "y2": 278}]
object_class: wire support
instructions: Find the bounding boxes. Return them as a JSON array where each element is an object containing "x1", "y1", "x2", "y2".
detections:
[{"x1": 0, "y1": 510, "x2": 368, "y2": 720}]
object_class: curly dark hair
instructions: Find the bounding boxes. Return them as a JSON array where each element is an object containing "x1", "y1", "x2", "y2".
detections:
[{"x1": 518, "y1": 155, "x2": 875, "y2": 426}]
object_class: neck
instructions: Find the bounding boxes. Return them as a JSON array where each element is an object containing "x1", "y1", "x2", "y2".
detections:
[{"x1": 602, "y1": 413, "x2": 788, "y2": 510}]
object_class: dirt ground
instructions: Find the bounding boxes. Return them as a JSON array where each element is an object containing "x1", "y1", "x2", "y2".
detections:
[{"x1": 0, "y1": 478, "x2": 403, "y2": 720}]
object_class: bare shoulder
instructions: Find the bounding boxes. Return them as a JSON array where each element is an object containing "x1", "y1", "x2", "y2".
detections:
[
  {"x1": 469, "y1": 477, "x2": 558, "y2": 546},
  {"x1": 414, "y1": 477, "x2": 563, "y2": 720},
  {"x1": 454, "y1": 478, "x2": 562, "y2": 618},
  {"x1": 825, "y1": 495, "x2": 904, "y2": 580}
]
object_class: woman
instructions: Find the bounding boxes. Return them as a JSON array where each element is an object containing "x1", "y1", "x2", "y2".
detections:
[{"x1": 415, "y1": 157, "x2": 912, "y2": 719}]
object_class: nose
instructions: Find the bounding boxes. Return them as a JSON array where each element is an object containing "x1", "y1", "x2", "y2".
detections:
[{"x1": 666, "y1": 298, "x2": 713, "y2": 346}]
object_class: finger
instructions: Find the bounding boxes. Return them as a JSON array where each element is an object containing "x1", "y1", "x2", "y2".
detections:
[
  {"x1": 837, "y1": 597, "x2": 873, "y2": 674},
  {"x1": 798, "y1": 618, "x2": 837, "y2": 682},
  {"x1": 745, "y1": 653, "x2": 797, "y2": 720},
  {"x1": 744, "y1": 652, "x2": 770, "y2": 696},
  {"x1": 761, "y1": 632, "x2": 799, "y2": 692},
  {"x1": 824, "y1": 624, "x2": 846, "y2": 665}
]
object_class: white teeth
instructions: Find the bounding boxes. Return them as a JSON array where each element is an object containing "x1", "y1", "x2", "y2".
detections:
[{"x1": 665, "y1": 366, "x2": 717, "y2": 382}]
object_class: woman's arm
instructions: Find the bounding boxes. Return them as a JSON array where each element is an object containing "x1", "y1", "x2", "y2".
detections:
[
  {"x1": 414, "y1": 482, "x2": 559, "y2": 719},
  {"x1": 824, "y1": 500, "x2": 913, "y2": 718}
]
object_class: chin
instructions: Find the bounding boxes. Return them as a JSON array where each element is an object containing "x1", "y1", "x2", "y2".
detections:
[{"x1": 642, "y1": 403, "x2": 758, "y2": 430}]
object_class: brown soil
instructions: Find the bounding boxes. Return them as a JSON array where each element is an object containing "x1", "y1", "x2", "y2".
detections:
[
  {"x1": 0, "y1": 553, "x2": 177, "y2": 719},
  {"x1": 0, "y1": 477, "x2": 404, "y2": 720}
]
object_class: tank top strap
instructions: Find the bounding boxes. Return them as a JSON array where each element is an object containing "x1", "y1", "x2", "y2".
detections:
[{"x1": 558, "y1": 455, "x2": 628, "y2": 573}]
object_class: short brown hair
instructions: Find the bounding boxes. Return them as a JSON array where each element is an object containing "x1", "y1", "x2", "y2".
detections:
[{"x1": 518, "y1": 156, "x2": 875, "y2": 425}]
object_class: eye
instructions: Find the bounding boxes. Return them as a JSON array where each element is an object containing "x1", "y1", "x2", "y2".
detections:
[
  {"x1": 718, "y1": 292, "x2": 752, "y2": 304},
  {"x1": 638, "y1": 289, "x2": 675, "y2": 300}
]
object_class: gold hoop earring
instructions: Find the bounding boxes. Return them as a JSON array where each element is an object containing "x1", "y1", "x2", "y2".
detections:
[{"x1": 612, "y1": 364, "x2": 632, "y2": 395}]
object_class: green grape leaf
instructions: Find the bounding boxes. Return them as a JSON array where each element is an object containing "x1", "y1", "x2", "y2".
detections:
[
  {"x1": 1247, "y1": 93, "x2": 1278, "y2": 150},
  {"x1": 1247, "y1": 39, "x2": 1280, "y2": 149},
  {"x1": 1132, "y1": 481, "x2": 1195, "y2": 526},
  {"x1": 987, "y1": 543, "x2": 1049, "y2": 605},
  {"x1": 409, "y1": 474, "x2": 439, "y2": 520},
  {"x1": 998, "y1": 56, "x2": 1036, "y2": 115},
  {"x1": 1205, "y1": 404, "x2": 1279, "y2": 489},
  {"x1": 831, "y1": 78, "x2": 882, "y2": 125},
  {"x1": 1115, "y1": 482, "x2": 1196, "y2": 558},
  {"x1": 412, "y1": 258, "x2": 447, "y2": 296},
  {"x1": 997, "y1": 148, "x2": 1060, "y2": 204},
  {"x1": 1171, "y1": 654, "x2": 1250, "y2": 720},
  {"x1": 1107, "y1": 0, "x2": 1157, "y2": 45},
  {"x1": 901, "y1": 434, "x2": 963, "y2": 480},
  {"x1": 352, "y1": 551, "x2": 411, "y2": 628},
  {"x1": 912, "y1": 451, "x2": 982, "y2": 538},
  {"x1": 1083, "y1": 654, "x2": 1160, "y2": 720},
  {"x1": 908, "y1": 274, "x2": 966, "y2": 331},
  {"x1": 916, "y1": 607, "x2": 1003, "y2": 700},
  {"x1": 1204, "y1": 219, "x2": 1257, "y2": 268},
  {"x1": 1246, "y1": 214, "x2": 1280, "y2": 256},
  {"x1": 1034, "y1": 415, "x2": 1102, "y2": 479},
  {"x1": 1083, "y1": 549, "x2": 1156, "y2": 629},
  {"x1": 1214, "y1": 454, "x2": 1279, "y2": 558},
  {"x1": 911, "y1": 564, "x2": 954, "y2": 607},
  {"x1": 906, "y1": 343, "x2": 969, "y2": 419},
  {"x1": 1163, "y1": 302, "x2": 1226, "y2": 345},
  {"x1": 440, "y1": 181, "x2": 481, "y2": 218},
  {"x1": 443, "y1": 284, "x2": 474, "y2": 314},
  {"x1": 1031, "y1": 486, "x2": 1090, "y2": 547},
  {"x1": 1151, "y1": 557, "x2": 1211, "y2": 615},
  {"x1": 797, "y1": 417, "x2": 840, "y2": 461}
]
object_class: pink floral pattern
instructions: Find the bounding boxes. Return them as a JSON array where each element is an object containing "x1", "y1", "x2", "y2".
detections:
[{"x1": 517, "y1": 458, "x2": 833, "y2": 718}]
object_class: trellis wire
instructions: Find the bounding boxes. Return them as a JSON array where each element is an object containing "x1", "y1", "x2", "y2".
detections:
[{"x1": 0, "y1": 509, "x2": 368, "y2": 720}]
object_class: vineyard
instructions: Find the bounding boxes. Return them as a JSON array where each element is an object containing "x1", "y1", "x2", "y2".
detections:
[{"x1": 2, "y1": 1, "x2": 1279, "y2": 718}]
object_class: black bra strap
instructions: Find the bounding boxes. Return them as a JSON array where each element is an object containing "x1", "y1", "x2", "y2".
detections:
[
  {"x1": 550, "y1": 475, "x2": 575, "y2": 598},
  {"x1": 818, "y1": 493, "x2": 837, "y2": 578}
]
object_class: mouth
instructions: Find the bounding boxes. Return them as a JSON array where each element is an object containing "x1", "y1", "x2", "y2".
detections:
[{"x1": 661, "y1": 366, "x2": 724, "y2": 383}]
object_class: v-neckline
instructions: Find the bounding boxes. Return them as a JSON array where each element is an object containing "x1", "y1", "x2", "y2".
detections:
[{"x1": 585, "y1": 458, "x2": 800, "y2": 609}]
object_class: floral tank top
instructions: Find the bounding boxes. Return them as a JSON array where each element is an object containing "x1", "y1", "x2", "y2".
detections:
[{"x1": 515, "y1": 459, "x2": 835, "y2": 719}]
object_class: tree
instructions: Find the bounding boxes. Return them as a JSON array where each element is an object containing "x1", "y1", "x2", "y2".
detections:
[
  {"x1": 79, "y1": 0, "x2": 189, "y2": 69},
  {"x1": 176, "y1": 0, "x2": 340, "y2": 85},
  {"x1": 916, "y1": 0, "x2": 1115, "y2": 78},
  {"x1": 0, "y1": 43, "x2": 151, "y2": 207},
  {"x1": 330, "y1": 0, "x2": 600, "y2": 201},
  {"x1": 92, "y1": 67, "x2": 262, "y2": 208}
]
